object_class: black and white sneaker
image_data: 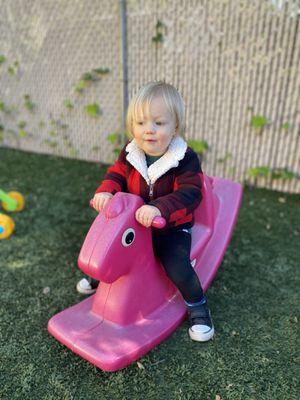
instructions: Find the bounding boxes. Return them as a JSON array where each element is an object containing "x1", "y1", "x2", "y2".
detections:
[
  {"x1": 76, "y1": 277, "x2": 99, "y2": 294},
  {"x1": 187, "y1": 298, "x2": 214, "y2": 342}
]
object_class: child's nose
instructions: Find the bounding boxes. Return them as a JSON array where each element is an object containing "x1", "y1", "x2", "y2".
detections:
[{"x1": 145, "y1": 122, "x2": 155, "y2": 134}]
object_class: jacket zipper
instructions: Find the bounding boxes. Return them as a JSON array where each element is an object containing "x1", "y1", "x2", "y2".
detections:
[{"x1": 149, "y1": 182, "x2": 154, "y2": 200}]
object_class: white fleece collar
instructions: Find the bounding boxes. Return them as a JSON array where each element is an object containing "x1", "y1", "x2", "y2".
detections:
[{"x1": 125, "y1": 136, "x2": 187, "y2": 184}]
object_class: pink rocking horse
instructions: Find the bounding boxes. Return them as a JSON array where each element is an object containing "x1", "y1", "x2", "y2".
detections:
[{"x1": 48, "y1": 175, "x2": 242, "y2": 371}]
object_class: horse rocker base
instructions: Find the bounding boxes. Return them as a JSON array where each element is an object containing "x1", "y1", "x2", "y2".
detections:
[{"x1": 48, "y1": 175, "x2": 242, "y2": 372}]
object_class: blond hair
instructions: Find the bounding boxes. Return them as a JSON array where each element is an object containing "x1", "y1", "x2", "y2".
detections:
[{"x1": 126, "y1": 81, "x2": 186, "y2": 138}]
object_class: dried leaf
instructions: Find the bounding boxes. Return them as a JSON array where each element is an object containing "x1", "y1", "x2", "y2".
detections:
[
  {"x1": 136, "y1": 361, "x2": 145, "y2": 369},
  {"x1": 43, "y1": 287, "x2": 50, "y2": 294},
  {"x1": 278, "y1": 197, "x2": 286, "y2": 203}
]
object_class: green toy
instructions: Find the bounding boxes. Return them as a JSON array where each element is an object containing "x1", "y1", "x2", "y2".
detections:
[{"x1": 0, "y1": 189, "x2": 18, "y2": 211}]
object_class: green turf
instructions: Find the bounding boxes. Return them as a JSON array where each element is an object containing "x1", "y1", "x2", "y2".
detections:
[{"x1": 0, "y1": 147, "x2": 299, "y2": 400}]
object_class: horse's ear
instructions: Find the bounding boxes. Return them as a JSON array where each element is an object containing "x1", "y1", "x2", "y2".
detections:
[{"x1": 105, "y1": 194, "x2": 130, "y2": 219}]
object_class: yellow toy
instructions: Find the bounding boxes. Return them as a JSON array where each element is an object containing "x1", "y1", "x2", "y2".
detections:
[
  {"x1": 0, "y1": 214, "x2": 15, "y2": 239},
  {"x1": 0, "y1": 189, "x2": 25, "y2": 239}
]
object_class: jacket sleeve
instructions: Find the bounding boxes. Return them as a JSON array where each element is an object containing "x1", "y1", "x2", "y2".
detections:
[
  {"x1": 94, "y1": 145, "x2": 127, "y2": 195},
  {"x1": 148, "y1": 149, "x2": 202, "y2": 222}
]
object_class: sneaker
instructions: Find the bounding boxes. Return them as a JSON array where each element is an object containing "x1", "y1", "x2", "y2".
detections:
[
  {"x1": 187, "y1": 298, "x2": 214, "y2": 342},
  {"x1": 76, "y1": 277, "x2": 99, "y2": 294}
]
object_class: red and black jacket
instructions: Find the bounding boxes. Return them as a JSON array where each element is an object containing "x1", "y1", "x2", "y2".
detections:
[{"x1": 95, "y1": 137, "x2": 203, "y2": 232}]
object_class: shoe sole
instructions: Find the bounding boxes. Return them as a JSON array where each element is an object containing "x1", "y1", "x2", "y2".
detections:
[
  {"x1": 188, "y1": 326, "x2": 215, "y2": 342},
  {"x1": 76, "y1": 281, "x2": 97, "y2": 295}
]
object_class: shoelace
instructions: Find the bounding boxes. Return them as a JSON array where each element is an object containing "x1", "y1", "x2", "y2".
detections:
[{"x1": 188, "y1": 304, "x2": 212, "y2": 327}]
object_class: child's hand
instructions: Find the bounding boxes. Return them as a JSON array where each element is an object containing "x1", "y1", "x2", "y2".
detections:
[
  {"x1": 135, "y1": 205, "x2": 161, "y2": 227},
  {"x1": 92, "y1": 192, "x2": 113, "y2": 212}
]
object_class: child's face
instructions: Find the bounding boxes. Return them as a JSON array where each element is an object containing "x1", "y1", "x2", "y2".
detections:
[{"x1": 132, "y1": 96, "x2": 177, "y2": 156}]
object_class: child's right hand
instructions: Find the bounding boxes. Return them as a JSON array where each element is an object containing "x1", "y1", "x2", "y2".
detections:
[{"x1": 92, "y1": 192, "x2": 113, "y2": 212}]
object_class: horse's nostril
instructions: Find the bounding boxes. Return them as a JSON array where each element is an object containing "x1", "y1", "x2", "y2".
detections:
[{"x1": 121, "y1": 228, "x2": 135, "y2": 247}]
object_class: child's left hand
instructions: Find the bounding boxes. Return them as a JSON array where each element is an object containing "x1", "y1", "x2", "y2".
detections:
[{"x1": 135, "y1": 205, "x2": 161, "y2": 227}]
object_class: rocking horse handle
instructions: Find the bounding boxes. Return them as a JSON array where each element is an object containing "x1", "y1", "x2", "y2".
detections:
[
  {"x1": 89, "y1": 199, "x2": 166, "y2": 229},
  {"x1": 151, "y1": 216, "x2": 166, "y2": 229}
]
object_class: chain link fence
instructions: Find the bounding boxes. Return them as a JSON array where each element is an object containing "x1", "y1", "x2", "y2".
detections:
[{"x1": 1, "y1": 0, "x2": 299, "y2": 192}]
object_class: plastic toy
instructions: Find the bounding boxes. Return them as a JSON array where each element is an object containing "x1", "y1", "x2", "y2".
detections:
[
  {"x1": 0, "y1": 189, "x2": 25, "y2": 212},
  {"x1": 48, "y1": 175, "x2": 242, "y2": 371},
  {"x1": 0, "y1": 189, "x2": 25, "y2": 239},
  {"x1": 0, "y1": 214, "x2": 15, "y2": 239}
]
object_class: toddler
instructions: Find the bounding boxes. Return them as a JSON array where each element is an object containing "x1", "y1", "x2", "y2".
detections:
[{"x1": 77, "y1": 81, "x2": 214, "y2": 342}]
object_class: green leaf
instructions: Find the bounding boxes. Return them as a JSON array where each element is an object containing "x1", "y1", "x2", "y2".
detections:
[
  {"x1": 187, "y1": 139, "x2": 209, "y2": 154},
  {"x1": 8, "y1": 65, "x2": 15, "y2": 75},
  {"x1": 92, "y1": 67, "x2": 110, "y2": 75},
  {"x1": 23, "y1": 94, "x2": 35, "y2": 111},
  {"x1": 64, "y1": 99, "x2": 74, "y2": 109},
  {"x1": 248, "y1": 166, "x2": 298, "y2": 181},
  {"x1": 106, "y1": 131, "x2": 127, "y2": 161},
  {"x1": 44, "y1": 139, "x2": 58, "y2": 148},
  {"x1": 25, "y1": 101, "x2": 35, "y2": 111},
  {"x1": 156, "y1": 20, "x2": 165, "y2": 29},
  {"x1": 18, "y1": 121, "x2": 26, "y2": 129},
  {"x1": 281, "y1": 122, "x2": 290, "y2": 130},
  {"x1": 19, "y1": 129, "x2": 28, "y2": 138},
  {"x1": 152, "y1": 32, "x2": 164, "y2": 43},
  {"x1": 86, "y1": 103, "x2": 101, "y2": 117},
  {"x1": 113, "y1": 148, "x2": 121, "y2": 156},
  {"x1": 81, "y1": 72, "x2": 96, "y2": 81},
  {"x1": 217, "y1": 152, "x2": 232, "y2": 163},
  {"x1": 0, "y1": 55, "x2": 6, "y2": 64},
  {"x1": 247, "y1": 166, "x2": 270, "y2": 178},
  {"x1": 0, "y1": 101, "x2": 12, "y2": 114},
  {"x1": 81, "y1": 71, "x2": 101, "y2": 82},
  {"x1": 271, "y1": 168, "x2": 296, "y2": 180},
  {"x1": 62, "y1": 137, "x2": 72, "y2": 147},
  {"x1": 49, "y1": 130, "x2": 58, "y2": 137},
  {"x1": 250, "y1": 115, "x2": 268, "y2": 129},
  {"x1": 107, "y1": 133, "x2": 119, "y2": 144},
  {"x1": 74, "y1": 80, "x2": 87, "y2": 93}
]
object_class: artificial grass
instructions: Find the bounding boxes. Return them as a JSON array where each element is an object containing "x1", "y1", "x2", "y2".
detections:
[{"x1": 0, "y1": 147, "x2": 299, "y2": 400}]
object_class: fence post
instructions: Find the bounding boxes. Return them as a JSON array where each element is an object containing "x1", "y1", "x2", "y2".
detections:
[{"x1": 119, "y1": 0, "x2": 128, "y2": 144}]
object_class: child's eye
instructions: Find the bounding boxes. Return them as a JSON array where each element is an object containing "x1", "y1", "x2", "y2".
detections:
[
  {"x1": 137, "y1": 121, "x2": 144, "y2": 125},
  {"x1": 156, "y1": 121, "x2": 164, "y2": 126}
]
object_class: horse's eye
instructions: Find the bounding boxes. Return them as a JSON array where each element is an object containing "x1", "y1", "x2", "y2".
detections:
[{"x1": 121, "y1": 228, "x2": 135, "y2": 247}]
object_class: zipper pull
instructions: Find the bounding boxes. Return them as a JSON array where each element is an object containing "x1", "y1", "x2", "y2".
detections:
[{"x1": 149, "y1": 182, "x2": 154, "y2": 199}]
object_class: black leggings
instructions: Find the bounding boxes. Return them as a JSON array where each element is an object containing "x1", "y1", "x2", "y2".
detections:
[{"x1": 152, "y1": 230, "x2": 204, "y2": 303}]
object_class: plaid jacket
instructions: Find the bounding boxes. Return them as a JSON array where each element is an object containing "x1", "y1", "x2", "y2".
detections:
[{"x1": 95, "y1": 136, "x2": 203, "y2": 232}]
